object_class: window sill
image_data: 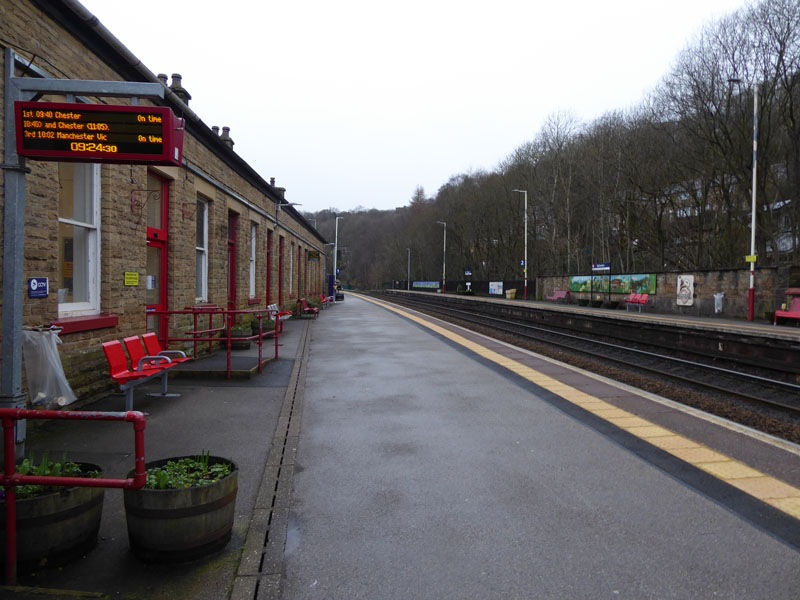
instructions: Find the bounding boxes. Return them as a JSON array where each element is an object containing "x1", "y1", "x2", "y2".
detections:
[
  {"x1": 248, "y1": 298, "x2": 261, "y2": 305},
  {"x1": 51, "y1": 314, "x2": 118, "y2": 335}
]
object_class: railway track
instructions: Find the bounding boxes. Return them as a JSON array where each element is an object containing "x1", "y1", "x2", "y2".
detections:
[{"x1": 373, "y1": 292, "x2": 800, "y2": 443}]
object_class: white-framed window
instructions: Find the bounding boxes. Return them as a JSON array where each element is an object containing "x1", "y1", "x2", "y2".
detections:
[
  {"x1": 195, "y1": 197, "x2": 209, "y2": 301},
  {"x1": 58, "y1": 163, "x2": 100, "y2": 315},
  {"x1": 249, "y1": 222, "x2": 257, "y2": 298}
]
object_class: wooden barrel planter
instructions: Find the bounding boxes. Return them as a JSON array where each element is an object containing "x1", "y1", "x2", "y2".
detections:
[
  {"x1": 123, "y1": 456, "x2": 238, "y2": 563},
  {"x1": 0, "y1": 463, "x2": 104, "y2": 567}
]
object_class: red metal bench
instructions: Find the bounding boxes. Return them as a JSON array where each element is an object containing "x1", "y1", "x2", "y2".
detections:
[
  {"x1": 141, "y1": 332, "x2": 191, "y2": 364},
  {"x1": 774, "y1": 288, "x2": 800, "y2": 326},
  {"x1": 319, "y1": 293, "x2": 333, "y2": 308},
  {"x1": 299, "y1": 298, "x2": 319, "y2": 318},
  {"x1": 103, "y1": 338, "x2": 180, "y2": 411},
  {"x1": 546, "y1": 290, "x2": 570, "y2": 303},
  {"x1": 624, "y1": 293, "x2": 649, "y2": 312}
]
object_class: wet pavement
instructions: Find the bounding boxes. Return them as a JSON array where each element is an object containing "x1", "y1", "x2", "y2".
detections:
[{"x1": 1, "y1": 316, "x2": 309, "y2": 599}]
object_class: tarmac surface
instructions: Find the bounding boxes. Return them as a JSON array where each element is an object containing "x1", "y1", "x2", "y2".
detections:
[
  {"x1": 283, "y1": 294, "x2": 800, "y2": 599},
  {"x1": 3, "y1": 293, "x2": 800, "y2": 599}
]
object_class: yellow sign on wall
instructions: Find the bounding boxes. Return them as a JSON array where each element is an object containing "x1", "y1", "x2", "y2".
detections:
[
  {"x1": 124, "y1": 272, "x2": 139, "y2": 286},
  {"x1": 745, "y1": 255, "x2": 757, "y2": 263}
]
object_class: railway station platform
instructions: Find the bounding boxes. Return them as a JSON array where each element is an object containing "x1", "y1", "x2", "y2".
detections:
[
  {"x1": 283, "y1": 293, "x2": 800, "y2": 599},
  {"x1": 4, "y1": 292, "x2": 800, "y2": 599}
]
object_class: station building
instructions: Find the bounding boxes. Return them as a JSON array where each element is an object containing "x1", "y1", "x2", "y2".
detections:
[{"x1": 0, "y1": 1, "x2": 328, "y2": 405}]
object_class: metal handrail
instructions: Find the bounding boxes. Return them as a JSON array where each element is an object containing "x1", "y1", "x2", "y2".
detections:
[
  {"x1": 149, "y1": 307, "x2": 280, "y2": 378},
  {"x1": 1, "y1": 408, "x2": 146, "y2": 585}
]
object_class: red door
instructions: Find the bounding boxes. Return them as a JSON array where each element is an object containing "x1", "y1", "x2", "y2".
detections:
[
  {"x1": 227, "y1": 212, "x2": 238, "y2": 309},
  {"x1": 146, "y1": 172, "x2": 168, "y2": 342}
]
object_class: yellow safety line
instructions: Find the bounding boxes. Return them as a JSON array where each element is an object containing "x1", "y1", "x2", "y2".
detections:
[{"x1": 358, "y1": 294, "x2": 800, "y2": 520}]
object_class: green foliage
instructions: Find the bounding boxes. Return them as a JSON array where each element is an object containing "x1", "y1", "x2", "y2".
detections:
[
  {"x1": 13, "y1": 452, "x2": 99, "y2": 499},
  {"x1": 144, "y1": 451, "x2": 233, "y2": 490}
]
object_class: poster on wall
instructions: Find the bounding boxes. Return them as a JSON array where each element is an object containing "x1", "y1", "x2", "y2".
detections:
[
  {"x1": 489, "y1": 281, "x2": 504, "y2": 295},
  {"x1": 570, "y1": 274, "x2": 657, "y2": 294},
  {"x1": 677, "y1": 275, "x2": 694, "y2": 306}
]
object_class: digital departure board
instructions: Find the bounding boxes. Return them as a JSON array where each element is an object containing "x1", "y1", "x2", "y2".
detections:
[{"x1": 15, "y1": 101, "x2": 184, "y2": 166}]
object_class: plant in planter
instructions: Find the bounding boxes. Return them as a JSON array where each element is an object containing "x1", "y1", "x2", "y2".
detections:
[
  {"x1": 228, "y1": 318, "x2": 252, "y2": 350},
  {"x1": 251, "y1": 316, "x2": 275, "y2": 336},
  {"x1": 123, "y1": 452, "x2": 238, "y2": 563},
  {"x1": 0, "y1": 453, "x2": 104, "y2": 567}
]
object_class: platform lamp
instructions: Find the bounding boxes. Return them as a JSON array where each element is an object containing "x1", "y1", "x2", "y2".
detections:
[
  {"x1": 324, "y1": 242, "x2": 335, "y2": 296},
  {"x1": 436, "y1": 221, "x2": 446, "y2": 293},
  {"x1": 407, "y1": 248, "x2": 411, "y2": 291},
  {"x1": 512, "y1": 189, "x2": 528, "y2": 300},
  {"x1": 333, "y1": 216, "x2": 343, "y2": 302},
  {"x1": 728, "y1": 77, "x2": 758, "y2": 321}
]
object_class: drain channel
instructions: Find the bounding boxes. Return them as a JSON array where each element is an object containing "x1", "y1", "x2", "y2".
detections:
[{"x1": 230, "y1": 320, "x2": 312, "y2": 600}]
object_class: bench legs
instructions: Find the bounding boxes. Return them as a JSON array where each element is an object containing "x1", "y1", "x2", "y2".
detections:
[
  {"x1": 146, "y1": 371, "x2": 181, "y2": 400},
  {"x1": 121, "y1": 372, "x2": 180, "y2": 411}
]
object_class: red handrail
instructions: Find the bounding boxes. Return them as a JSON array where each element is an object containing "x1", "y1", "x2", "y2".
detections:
[
  {"x1": 150, "y1": 307, "x2": 280, "y2": 378},
  {"x1": 1, "y1": 408, "x2": 146, "y2": 585}
]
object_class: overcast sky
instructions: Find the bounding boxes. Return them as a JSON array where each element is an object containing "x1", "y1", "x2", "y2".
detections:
[{"x1": 80, "y1": 0, "x2": 748, "y2": 214}]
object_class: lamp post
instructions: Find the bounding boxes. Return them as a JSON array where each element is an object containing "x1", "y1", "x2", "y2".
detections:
[
  {"x1": 333, "y1": 216, "x2": 343, "y2": 302},
  {"x1": 436, "y1": 221, "x2": 446, "y2": 293},
  {"x1": 324, "y1": 242, "x2": 335, "y2": 296},
  {"x1": 729, "y1": 78, "x2": 758, "y2": 321},
  {"x1": 407, "y1": 248, "x2": 411, "y2": 291},
  {"x1": 513, "y1": 189, "x2": 528, "y2": 300}
]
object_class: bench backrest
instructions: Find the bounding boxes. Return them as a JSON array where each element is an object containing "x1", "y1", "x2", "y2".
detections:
[
  {"x1": 142, "y1": 332, "x2": 162, "y2": 356},
  {"x1": 639, "y1": 294, "x2": 649, "y2": 304},
  {"x1": 789, "y1": 297, "x2": 800, "y2": 313},
  {"x1": 124, "y1": 336, "x2": 148, "y2": 368},
  {"x1": 102, "y1": 340, "x2": 130, "y2": 376},
  {"x1": 555, "y1": 291, "x2": 567, "y2": 299},
  {"x1": 300, "y1": 298, "x2": 309, "y2": 308}
]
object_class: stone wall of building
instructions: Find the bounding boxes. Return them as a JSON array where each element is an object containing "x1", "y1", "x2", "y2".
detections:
[{"x1": 0, "y1": 1, "x2": 327, "y2": 407}]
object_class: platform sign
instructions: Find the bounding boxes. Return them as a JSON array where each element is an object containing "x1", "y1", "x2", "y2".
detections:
[
  {"x1": 15, "y1": 101, "x2": 184, "y2": 166},
  {"x1": 592, "y1": 262, "x2": 611, "y2": 272},
  {"x1": 745, "y1": 255, "x2": 757, "y2": 263},
  {"x1": 28, "y1": 277, "x2": 48, "y2": 299}
]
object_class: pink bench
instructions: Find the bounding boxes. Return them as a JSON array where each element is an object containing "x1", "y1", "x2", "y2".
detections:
[
  {"x1": 624, "y1": 293, "x2": 649, "y2": 312},
  {"x1": 774, "y1": 289, "x2": 800, "y2": 326},
  {"x1": 546, "y1": 290, "x2": 570, "y2": 303}
]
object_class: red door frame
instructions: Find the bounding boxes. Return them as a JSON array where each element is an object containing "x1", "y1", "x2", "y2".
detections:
[
  {"x1": 266, "y1": 229, "x2": 272, "y2": 306},
  {"x1": 146, "y1": 173, "x2": 169, "y2": 342},
  {"x1": 227, "y1": 212, "x2": 238, "y2": 310},
  {"x1": 278, "y1": 236, "x2": 284, "y2": 307}
]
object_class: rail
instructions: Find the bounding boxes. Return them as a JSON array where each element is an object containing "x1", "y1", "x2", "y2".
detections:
[
  {"x1": 1, "y1": 408, "x2": 146, "y2": 585},
  {"x1": 151, "y1": 306, "x2": 280, "y2": 379}
]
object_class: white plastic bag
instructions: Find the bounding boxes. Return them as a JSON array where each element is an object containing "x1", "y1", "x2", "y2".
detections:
[{"x1": 22, "y1": 328, "x2": 77, "y2": 407}]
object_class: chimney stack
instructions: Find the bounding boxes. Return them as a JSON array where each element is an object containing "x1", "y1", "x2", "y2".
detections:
[
  {"x1": 169, "y1": 73, "x2": 192, "y2": 105},
  {"x1": 219, "y1": 126, "x2": 234, "y2": 149},
  {"x1": 212, "y1": 126, "x2": 220, "y2": 136}
]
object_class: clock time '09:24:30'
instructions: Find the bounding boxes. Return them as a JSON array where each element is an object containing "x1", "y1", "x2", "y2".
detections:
[{"x1": 69, "y1": 142, "x2": 118, "y2": 153}]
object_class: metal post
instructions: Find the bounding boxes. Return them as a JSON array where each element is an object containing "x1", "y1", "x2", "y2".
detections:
[
  {"x1": 333, "y1": 217, "x2": 342, "y2": 302},
  {"x1": 407, "y1": 248, "x2": 411, "y2": 291},
  {"x1": 436, "y1": 221, "x2": 446, "y2": 293},
  {"x1": 748, "y1": 84, "x2": 758, "y2": 321},
  {"x1": 2, "y1": 50, "x2": 30, "y2": 451},
  {"x1": 513, "y1": 190, "x2": 528, "y2": 300}
]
